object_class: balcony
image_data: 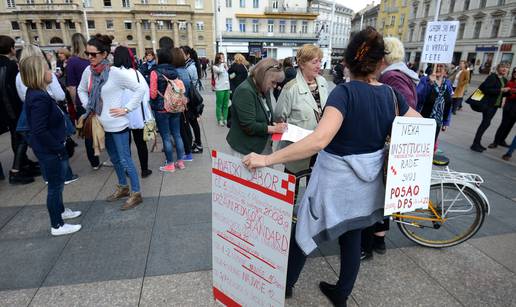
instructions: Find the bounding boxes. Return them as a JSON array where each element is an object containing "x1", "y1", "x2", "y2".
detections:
[
  {"x1": 263, "y1": 6, "x2": 318, "y2": 18},
  {"x1": 384, "y1": 6, "x2": 399, "y2": 13},
  {"x1": 15, "y1": 3, "x2": 80, "y2": 12},
  {"x1": 222, "y1": 31, "x2": 317, "y2": 42},
  {"x1": 132, "y1": 3, "x2": 192, "y2": 13}
]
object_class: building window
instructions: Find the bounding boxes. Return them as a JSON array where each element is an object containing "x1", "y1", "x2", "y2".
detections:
[
  {"x1": 176, "y1": 0, "x2": 185, "y2": 4},
  {"x1": 449, "y1": 0, "x2": 454, "y2": 13},
  {"x1": 45, "y1": 20, "x2": 52, "y2": 29},
  {"x1": 420, "y1": 25, "x2": 426, "y2": 41},
  {"x1": 67, "y1": 20, "x2": 75, "y2": 29},
  {"x1": 127, "y1": 35, "x2": 133, "y2": 40},
  {"x1": 491, "y1": 19, "x2": 501, "y2": 38},
  {"x1": 239, "y1": 0, "x2": 244, "y2": 7},
  {"x1": 479, "y1": 0, "x2": 486, "y2": 8},
  {"x1": 279, "y1": 20, "x2": 286, "y2": 33},
  {"x1": 197, "y1": 48, "x2": 207, "y2": 57},
  {"x1": 45, "y1": 0, "x2": 52, "y2": 3},
  {"x1": 511, "y1": 20, "x2": 516, "y2": 37},
  {"x1": 267, "y1": 19, "x2": 274, "y2": 32},
  {"x1": 400, "y1": 14, "x2": 405, "y2": 26},
  {"x1": 463, "y1": 0, "x2": 470, "y2": 10},
  {"x1": 272, "y1": 0, "x2": 278, "y2": 8},
  {"x1": 11, "y1": 21, "x2": 20, "y2": 30},
  {"x1": 424, "y1": 4, "x2": 430, "y2": 17},
  {"x1": 474, "y1": 21, "x2": 481, "y2": 38},
  {"x1": 239, "y1": 19, "x2": 246, "y2": 32},
  {"x1": 7, "y1": 0, "x2": 15, "y2": 7},
  {"x1": 390, "y1": 15, "x2": 395, "y2": 26},
  {"x1": 198, "y1": 35, "x2": 204, "y2": 40},
  {"x1": 225, "y1": 0, "x2": 231, "y2": 7},
  {"x1": 83, "y1": 0, "x2": 91, "y2": 7},
  {"x1": 290, "y1": 20, "x2": 297, "y2": 33},
  {"x1": 252, "y1": 19, "x2": 259, "y2": 32},
  {"x1": 160, "y1": 0, "x2": 168, "y2": 3},
  {"x1": 106, "y1": 19, "x2": 113, "y2": 29},
  {"x1": 145, "y1": 35, "x2": 151, "y2": 40},
  {"x1": 141, "y1": 0, "x2": 148, "y2": 3},
  {"x1": 458, "y1": 22, "x2": 465, "y2": 39},
  {"x1": 226, "y1": 18, "x2": 232, "y2": 32},
  {"x1": 195, "y1": 0, "x2": 203, "y2": 8},
  {"x1": 196, "y1": 21, "x2": 204, "y2": 31},
  {"x1": 122, "y1": 0, "x2": 130, "y2": 7},
  {"x1": 301, "y1": 21, "x2": 308, "y2": 33},
  {"x1": 55, "y1": 22, "x2": 61, "y2": 29},
  {"x1": 409, "y1": 27, "x2": 414, "y2": 42},
  {"x1": 412, "y1": 5, "x2": 417, "y2": 18},
  {"x1": 103, "y1": 0, "x2": 111, "y2": 6},
  {"x1": 142, "y1": 20, "x2": 150, "y2": 30},
  {"x1": 125, "y1": 21, "x2": 132, "y2": 30},
  {"x1": 26, "y1": 0, "x2": 34, "y2": 4},
  {"x1": 253, "y1": 0, "x2": 258, "y2": 8},
  {"x1": 156, "y1": 20, "x2": 164, "y2": 30},
  {"x1": 179, "y1": 21, "x2": 187, "y2": 31},
  {"x1": 88, "y1": 20, "x2": 95, "y2": 29},
  {"x1": 498, "y1": 0, "x2": 505, "y2": 5}
]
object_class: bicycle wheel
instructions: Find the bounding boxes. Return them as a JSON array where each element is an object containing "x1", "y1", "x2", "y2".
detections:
[{"x1": 396, "y1": 182, "x2": 486, "y2": 248}]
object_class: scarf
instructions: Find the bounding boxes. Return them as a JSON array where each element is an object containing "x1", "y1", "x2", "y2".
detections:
[
  {"x1": 430, "y1": 80, "x2": 447, "y2": 126},
  {"x1": 87, "y1": 59, "x2": 110, "y2": 115}
]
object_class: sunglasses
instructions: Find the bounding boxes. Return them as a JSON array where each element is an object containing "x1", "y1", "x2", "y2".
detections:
[
  {"x1": 265, "y1": 64, "x2": 282, "y2": 72},
  {"x1": 85, "y1": 51, "x2": 103, "y2": 57}
]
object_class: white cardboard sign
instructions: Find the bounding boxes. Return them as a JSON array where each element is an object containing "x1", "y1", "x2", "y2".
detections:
[
  {"x1": 384, "y1": 117, "x2": 436, "y2": 216},
  {"x1": 211, "y1": 150, "x2": 295, "y2": 307},
  {"x1": 421, "y1": 21, "x2": 460, "y2": 64}
]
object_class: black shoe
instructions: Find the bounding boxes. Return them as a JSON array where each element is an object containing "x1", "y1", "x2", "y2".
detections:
[
  {"x1": 9, "y1": 171, "x2": 35, "y2": 185},
  {"x1": 470, "y1": 144, "x2": 485, "y2": 152},
  {"x1": 488, "y1": 143, "x2": 498, "y2": 149},
  {"x1": 319, "y1": 282, "x2": 348, "y2": 307},
  {"x1": 499, "y1": 142, "x2": 510, "y2": 148},
  {"x1": 26, "y1": 159, "x2": 40, "y2": 169},
  {"x1": 360, "y1": 250, "x2": 373, "y2": 261},
  {"x1": 373, "y1": 236, "x2": 387, "y2": 255},
  {"x1": 285, "y1": 286, "x2": 293, "y2": 299},
  {"x1": 22, "y1": 165, "x2": 41, "y2": 177},
  {"x1": 141, "y1": 169, "x2": 153, "y2": 178}
]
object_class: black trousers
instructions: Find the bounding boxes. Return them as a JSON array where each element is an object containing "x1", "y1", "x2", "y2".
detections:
[
  {"x1": 361, "y1": 218, "x2": 390, "y2": 253},
  {"x1": 180, "y1": 112, "x2": 192, "y2": 155},
  {"x1": 494, "y1": 102, "x2": 516, "y2": 145},
  {"x1": 84, "y1": 138, "x2": 100, "y2": 168},
  {"x1": 286, "y1": 225, "x2": 362, "y2": 298},
  {"x1": 7, "y1": 121, "x2": 29, "y2": 171},
  {"x1": 186, "y1": 109, "x2": 202, "y2": 146},
  {"x1": 129, "y1": 129, "x2": 149, "y2": 171},
  {"x1": 473, "y1": 107, "x2": 498, "y2": 146}
]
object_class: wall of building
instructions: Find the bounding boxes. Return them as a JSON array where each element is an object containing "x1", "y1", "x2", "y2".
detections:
[{"x1": 378, "y1": 0, "x2": 410, "y2": 39}]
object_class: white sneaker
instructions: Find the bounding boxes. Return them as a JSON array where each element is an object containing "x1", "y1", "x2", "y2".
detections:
[
  {"x1": 51, "y1": 223, "x2": 82, "y2": 236},
  {"x1": 61, "y1": 208, "x2": 81, "y2": 220},
  {"x1": 102, "y1": 161, "x2": 113, "y2": 167},
  {"x1": 64, "y1": 175, "x2": 79, "y2": 185}
]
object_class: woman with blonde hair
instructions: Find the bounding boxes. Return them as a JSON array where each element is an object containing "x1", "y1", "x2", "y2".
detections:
[
  {"x1": 21, "y1": 55, "x2": 82, "y2": 235},
  {"x1": 228, "y1": 53, "x2": 249, "y2": 97},
  {"x1": 226, "y1": 57, "x2": 287, "y2": 156},
  {"x1": 275, "y1": 44, "x2": 328, "y2": 178}
]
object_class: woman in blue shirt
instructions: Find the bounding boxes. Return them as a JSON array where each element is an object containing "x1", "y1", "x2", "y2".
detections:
[{"x1": 21, "y1": 55, "x2": 82, "y2": 236}]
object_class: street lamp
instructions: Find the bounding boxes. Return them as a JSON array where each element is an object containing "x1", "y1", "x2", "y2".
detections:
[
  {"x1": 82, "y1": 0, "x2": 89, "y2": 38},
  {"x1": 493, "y1": 40, "x2": 503, "y2": 72}
]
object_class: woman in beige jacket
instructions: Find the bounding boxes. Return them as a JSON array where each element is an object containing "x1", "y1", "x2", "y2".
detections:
[
  {"x1": 274, "y1": 45, "x2": 328, "y2": 183},
  {"x1": 452, "y1": 60, "x2": 470, "y2": 114}
]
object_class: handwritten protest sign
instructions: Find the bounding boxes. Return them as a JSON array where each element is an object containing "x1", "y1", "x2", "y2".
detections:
[
  {"x1": 421, "y1": 21, "x2": 459, "y2": 64},
  {"x1": 212, "y1": 150, "x2": 295, "y2": 307},
  {"x1": 384, "y1": 117, "x2": 436, "y2": 216}
]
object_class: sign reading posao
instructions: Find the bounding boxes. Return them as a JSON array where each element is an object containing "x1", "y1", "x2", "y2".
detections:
[
  {"x1": 421, "y1": 21, "x2": 460, "y2": 64},
  {"x1": 212, "y1": 150, "x2": 295, "y2": 307},
  {"x1": 384, "y1": 117, "x2": 436, "y2": 216}
]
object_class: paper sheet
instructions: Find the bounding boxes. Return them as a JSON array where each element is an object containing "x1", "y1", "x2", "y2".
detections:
[{"x1": 272, "y1": 124, "x2": 313, "y2": 143}]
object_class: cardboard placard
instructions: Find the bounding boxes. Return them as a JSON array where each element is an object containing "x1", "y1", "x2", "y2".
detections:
[
  {"x1": 212, "y1": 150, "x2": 295, "y2": 307},
  {"x1": 384, "y1": 117, "x2": 436, "y2": 216},
  {"x1": 421, "y1": 21, "x2": 460, "y2": 64}
]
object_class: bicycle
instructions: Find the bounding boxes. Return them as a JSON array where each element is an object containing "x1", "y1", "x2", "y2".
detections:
[{"x1": 293, "y1": 167, "x2": 490, "y2": 248}]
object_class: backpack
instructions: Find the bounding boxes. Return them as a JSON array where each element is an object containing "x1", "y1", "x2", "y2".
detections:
[{"x1": 156, "y1": 71, "x2": 188, "y2": 113}]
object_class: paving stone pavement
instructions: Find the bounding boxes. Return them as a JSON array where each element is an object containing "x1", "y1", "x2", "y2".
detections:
[{"x1": 0, "y1": 79, "x2": 515, "y2": 306}]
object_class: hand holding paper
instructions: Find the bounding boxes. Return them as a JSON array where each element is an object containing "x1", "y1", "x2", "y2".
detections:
[{"x1": 272, "y1": 123, "x2": 313, "y2": 143}]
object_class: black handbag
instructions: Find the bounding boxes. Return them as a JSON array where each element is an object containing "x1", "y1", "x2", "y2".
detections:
[
  {"x1": 189, "y1": 80, "x2": 204, "y2": 115},
  {"x1": 465, "y1": 89, "x2": 488, "y2": 113}
]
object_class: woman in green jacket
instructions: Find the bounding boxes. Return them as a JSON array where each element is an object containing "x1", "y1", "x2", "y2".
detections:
[{"x1": 226, "y1": 58, "x2": 287, "y2": 156}]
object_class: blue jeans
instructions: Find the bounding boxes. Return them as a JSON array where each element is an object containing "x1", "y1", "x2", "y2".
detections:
[
  {"x1": 41, "y1": 162, "x2": 74, "y2": 182},
  {"x1": 105, "y1": 130, "x2": 140, "y2": 192},
  {"x1": 507, "y1": 136, "x2": 516, "y2": 156},
  {"x1": 34, "y1": 151, "x2": 66, "y2": 228},
  {"x1": 155, "y1": 112, "x2": 185, "y2": 163}
]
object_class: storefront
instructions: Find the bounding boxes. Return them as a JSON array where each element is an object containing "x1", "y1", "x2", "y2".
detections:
[{"x1": 220, "y1": 38, "x2": 316, "y2": 62}]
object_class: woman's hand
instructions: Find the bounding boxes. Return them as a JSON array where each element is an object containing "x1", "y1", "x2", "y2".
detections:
[
  {"x1": 267, "y1": 122, "x2": 288, "y2": 134},
  {"x1": 242, "y1": 153, "x2": 270, "y2": 170},
  {"x1": 501, "y1": 87, "x2": 511, "y2": 93},
  {"x1": 441, "y1": 126, "x2": 447, "y2": 132},
  {"x1": 109, "y1": 107, "x2": 128, "y2": 117}
]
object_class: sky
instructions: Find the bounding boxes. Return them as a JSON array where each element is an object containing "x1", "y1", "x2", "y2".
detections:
[{"x1": 337, "y1": 0, "x2": 380, "y2": 13}]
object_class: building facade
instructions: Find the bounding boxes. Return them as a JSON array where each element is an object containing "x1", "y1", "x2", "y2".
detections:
[
  {"x1": 350, "y1": 4, "x2": 380, "y2": 36},
  {"x1": 404, "y1": 0, "x2": 516, "y2": 73},
  {"x1": 216, "y1": 0, "x2": 318, "y2": 61},
  {"x1": 311, "y1": 0, "x2": 353, "y2": 65},
  {"x1": 0, "y1": 0, "x2": 215, "y2": 59},
  {"x1": 377, "y1": 0, "x2": 410, "y2": 39}
]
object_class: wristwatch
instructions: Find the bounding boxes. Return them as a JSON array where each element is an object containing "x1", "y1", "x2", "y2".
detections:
[{"x1": 124, "y1": 107, "x2": 129, "y2": 113}]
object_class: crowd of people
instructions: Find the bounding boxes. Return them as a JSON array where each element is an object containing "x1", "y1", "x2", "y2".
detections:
[{"x1": 0, "y1": 24, "x2": 515, "y2": 306}]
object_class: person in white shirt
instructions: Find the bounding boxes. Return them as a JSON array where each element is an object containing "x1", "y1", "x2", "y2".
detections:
[
  {"x1": 212, "y1": 52, "x2": 230, "y2": 126},
  {"x1": 77, "y1": 34, "x2": 146, "y2": 210},
  {"x1": 112, "y1": 46, "x2": 153, "y2": 178}
]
